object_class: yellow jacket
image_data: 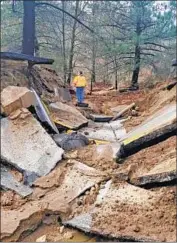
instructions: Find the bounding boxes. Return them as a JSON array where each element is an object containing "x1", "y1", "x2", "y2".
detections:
[{"x1": 73, "y1": 75, "x2": 87, "y2": 87}]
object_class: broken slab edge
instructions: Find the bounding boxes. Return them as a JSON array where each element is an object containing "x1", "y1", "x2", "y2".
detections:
[
  {"x1": 64, "y1": 218, "x2": 156, "y2": 242},
  {"x1": 131, "y1": 171, "x2": 177, "y2": 186},
  {"x1": 117, "y1": 122, "x2": 177, "y2": 159}
]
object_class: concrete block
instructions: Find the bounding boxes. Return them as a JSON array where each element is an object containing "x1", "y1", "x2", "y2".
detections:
[
  {"x1": 1, "y1": 114, "x2": 64, "y2": 179},
  {"x1": 89, "y1": 114, "x2": 113, "y2": 122},
  {"x1": 49, "y1": 102, "x2": 88, "y2": 130},
  {"x1": 1, "y1": 86, "x2": 36, "y2": 115},
  {"x1": 1, "y1": 165, "x2": 33, "y2": 197}
]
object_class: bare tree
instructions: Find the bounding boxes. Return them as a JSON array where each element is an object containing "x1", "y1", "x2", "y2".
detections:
[
  {"x1": 62, "y1": 0, "x2": 67, "y2": 84},
  {"x1": 67, "y1": 0, "x2": 79, "y2": 84}
]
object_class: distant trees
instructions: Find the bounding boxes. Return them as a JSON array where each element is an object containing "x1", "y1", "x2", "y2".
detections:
[{"x1": 1, "y1": 0, "x2": 176, "y2": 87}]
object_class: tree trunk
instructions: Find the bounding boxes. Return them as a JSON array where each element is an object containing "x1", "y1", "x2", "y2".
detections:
[
  {"x1": 115, "y1": 65, "x2": 118, "y2": 90},
  {"x1": 22, "y1": 0, "x2": 35, "y2": 55},
  {"x1": 131, "y1": 44, "x2": 140, "y2": 88},
  {"x1": 62, "y1": 0, "x2": 67, "y2": 85},
  {"x1": 131, "y1": 19, "x2": 141, "y2": 89},
  {"x1": 113, "y1": 25, "x2": 118, "y2": 90},
  {"x1": 90, "y1": 2, "x2": 97, "y2": 92},
  {"x1": 67, "y1": 0, "x2": 79, "y2": 84}
]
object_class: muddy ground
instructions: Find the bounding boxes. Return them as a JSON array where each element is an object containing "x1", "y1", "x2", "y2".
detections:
[{"x1": 1, "y1": 63, "x2": 176, "y2": 242}]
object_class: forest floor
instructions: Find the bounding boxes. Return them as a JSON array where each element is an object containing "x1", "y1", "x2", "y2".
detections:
[{"x1": 1, "y1": 62, "x2": 176, "y2": 242}]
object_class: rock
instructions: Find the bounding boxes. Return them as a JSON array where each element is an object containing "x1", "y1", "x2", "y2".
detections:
[
  {"x1": 36, "y1": 235, "x2": 47, "y2": 242},
  {"x1": 67, "y1": 151, "x2": 78, "y2": 159},
  {"x1": 63, "y1": 232, "x2": 73, "y2": 240},
  {"x1": 1, "y1": 86, "x2": 36, "y2": 116},
  {"x1": 53, "y1": 133, "x2": 89, "y2": 151},
  {"x1": 59, "y1": 226, "x2": 65, "y2": 234},
  {"x1": 133, "y1": 225, "x2": 140, "y2": 232},
  {"x1": 77, "y1": 199, "x2": 83, "y2": 206},
  {"x1": 135, "y1": 106, "x2": 139, "y2": 111},
  {"x1": 131, "y1": 110, "x2": 138, "y2": 116}
]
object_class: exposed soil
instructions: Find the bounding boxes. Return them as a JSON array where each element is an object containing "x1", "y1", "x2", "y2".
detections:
[
  {"x1": 116, "y1": 136, "x2": 176, "y2": 179},
  {"x1": 92, "y1": 184, "x2": 176, "y2": 242},
  {"x1": 66, "y1": 145, "x2": 119, "y2": 172},
  {"x1": 1, "y1": 62, "x2": 176, "y2": 242}
]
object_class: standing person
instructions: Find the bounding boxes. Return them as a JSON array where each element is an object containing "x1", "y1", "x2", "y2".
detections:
[{"x1": 73, "y1": 71, "x2": 87, "y2": 104}]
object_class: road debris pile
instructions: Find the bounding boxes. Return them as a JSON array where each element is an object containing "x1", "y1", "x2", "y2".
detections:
[{"x1": 1, "y1": 67, "x2": 176, "y2": 242}]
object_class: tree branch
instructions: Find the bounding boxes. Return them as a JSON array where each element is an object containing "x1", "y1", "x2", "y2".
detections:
[
  {"x1": 141, "y1": 48, "x2": 162, "y2": 53},
  {"x1": 140, "y1": 53, "x2": 155, "y2": 56},
  {"x1": 143, "y1": 42, "x2": 169, "y2": 49},
  {"x1": 35, "y1": 2, "x2": 94, "y2": 33}
]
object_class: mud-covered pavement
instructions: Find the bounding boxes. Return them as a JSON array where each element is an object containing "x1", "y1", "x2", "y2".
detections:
[{"x1": 1, "y1": 74, "x2": 176, "y2": 242}]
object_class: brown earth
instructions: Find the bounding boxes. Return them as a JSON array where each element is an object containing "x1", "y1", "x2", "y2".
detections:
[
  {"x1": 115, "y1": 136, "x2": 176, "y2": 180},
  {"x1": 92, "y1": 184, "x2": 176, "y2": 242},
  {"x1": 1, "y1": 63, "x2": 176, "y2": 242},
  {"x1": 65, "y1": 144, "x2": 119, "y2": 172}
]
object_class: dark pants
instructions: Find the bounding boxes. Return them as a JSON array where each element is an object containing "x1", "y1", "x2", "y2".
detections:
[{"x1": 76, "y1": 87, "x2": 84, "y2": 103}]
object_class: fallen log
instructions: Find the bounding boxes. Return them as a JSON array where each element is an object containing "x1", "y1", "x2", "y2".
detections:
[
  {"x1": 111, "y1": 102, "x2": 135, "y2": 121},
  {"x1": 0, "y1": 52, "x2": 54, "y2": 65},
  {"x1": 117, "y1": 122, "x2": 177, "y2": 160},
  {"x1": 119, "y1": 86, "x2": 139, "y2": 93}
]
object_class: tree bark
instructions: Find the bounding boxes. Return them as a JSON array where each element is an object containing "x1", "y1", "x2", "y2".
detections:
[
  {"x1": 113, "y1": 24, "x2": 118, "y2": 90},
  {"x1": 90, "y1": 2, "x2": 97, "y2": 92},
  {"x1": 62, "y1": 0, "x2": 67, "y2": 85},
  {"x1": 67, "y1": 0, "x2": 79, "y2": 84},
  {"x1": 22, "y1": 0, "x2": 35, "y2": 55},
  {"x1": 131, "y1": 19, "x2": 141, "y2": 88}
]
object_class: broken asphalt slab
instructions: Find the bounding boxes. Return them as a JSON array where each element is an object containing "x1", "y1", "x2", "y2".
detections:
[
  {"x1": 31, "y1": 88, "x2": 59, "y2": 134},
  {"x1": 1, "y1": 114, "x2": 64, "y2": 182},
  {"x1": 117, "y1": 104, "x2": 176, "y2": 159},
  {"x1": 130, "y1": 158, "x2": 176, "y2": 186},
  {"x1": 1, "y1": 165, "x2": 33, "y2": 197},
  {"x1": 49, "y1": 102, "x2": 88, "y2": 130},
  {"x1": 89, "y1": 114, "x2": 113, "y2": 122},
  {"x1": 80, "y1": 120, "x2": 126, "y2": 142},
  {"x1": 34, "y1": 160, "x2": 108, "y2": 206},
  {"x1": 1, "y1": 161, "x2": 107, "y2": 242},
  {"x1": 64, "y1": 181, "x2": 176, "y2": 242}
]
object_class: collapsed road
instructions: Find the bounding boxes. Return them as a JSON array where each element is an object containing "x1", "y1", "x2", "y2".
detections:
[{"x1": 0, "y1": 70, "x2": 176, "y2": 242}]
